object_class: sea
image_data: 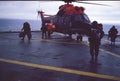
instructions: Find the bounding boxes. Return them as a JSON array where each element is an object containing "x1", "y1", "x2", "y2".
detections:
[
  {"x1": 0, "y1": 18, "x2": 41, "y2": 32},
  {"x1": 0, "y1": 18, "x2": 120, "y2": 35}
]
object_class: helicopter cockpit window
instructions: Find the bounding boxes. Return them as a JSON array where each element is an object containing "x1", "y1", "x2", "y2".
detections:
[{"x1": 83, "y1": 14, "x2": 91, "y2": 24}]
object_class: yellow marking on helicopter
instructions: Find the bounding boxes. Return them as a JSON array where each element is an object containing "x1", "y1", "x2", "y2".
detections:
[{"x1": 0, "y1": 58, "x2": 120, "y2": 81}]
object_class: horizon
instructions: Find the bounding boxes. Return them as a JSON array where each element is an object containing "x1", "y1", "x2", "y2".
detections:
[
  {"x1": 0, "y1": 17, "x2": 120, "y2": 26},
  {"x1": 0, "y1": 18, "x2": 119, "y2": 35}
]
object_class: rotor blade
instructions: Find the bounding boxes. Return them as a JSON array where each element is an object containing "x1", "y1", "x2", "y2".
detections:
[{"x1": 76, "y1": 1, "x2": 111, "y2": 6}]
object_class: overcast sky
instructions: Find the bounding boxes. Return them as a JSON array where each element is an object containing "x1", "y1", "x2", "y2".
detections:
[{"x1": 0, "y1": 1, "x2": 120, "y2": 24}]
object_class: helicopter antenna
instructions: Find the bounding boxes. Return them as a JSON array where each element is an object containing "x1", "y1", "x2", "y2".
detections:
[{"x1": 36, "y1": 1, "x2": 41, "y2": 20}]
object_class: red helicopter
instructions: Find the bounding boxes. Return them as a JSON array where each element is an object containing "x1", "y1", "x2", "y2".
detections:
[{"x1": 38, "y1": 0, "x2": 109, "y2": 39}]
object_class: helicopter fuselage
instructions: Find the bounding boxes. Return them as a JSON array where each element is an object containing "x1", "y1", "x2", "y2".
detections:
[{"x1": 44, "y1": 13, "x2": 92, "y2": 36}]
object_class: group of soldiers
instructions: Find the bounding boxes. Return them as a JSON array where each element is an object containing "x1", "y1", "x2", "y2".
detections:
[
  {"x1": 20, "y1": 21, "x2": 118, "y2": 63},
  {"x1": 41, "y1": 20, "x2": 118, "y2": 63},
  {"x1": 82, "y1": 21, "x2": 118, "y2": 63}
]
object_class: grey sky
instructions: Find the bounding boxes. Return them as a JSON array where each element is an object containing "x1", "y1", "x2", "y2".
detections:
[{"x1": 0, "y1": 1, "x2": 120, "y2": 24}]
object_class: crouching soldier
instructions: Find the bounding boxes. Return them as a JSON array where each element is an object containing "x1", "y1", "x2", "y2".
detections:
[{"x1": 21, "y1": 22, "x2": 32, "y2": 41}]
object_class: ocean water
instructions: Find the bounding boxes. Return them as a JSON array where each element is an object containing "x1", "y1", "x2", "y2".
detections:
[
  {"x1": 0, "y1": 19, "x2": 41, "y2": 32},
  {"x1": 0, "y1": 18, "x2": 119, "y2": 35}
]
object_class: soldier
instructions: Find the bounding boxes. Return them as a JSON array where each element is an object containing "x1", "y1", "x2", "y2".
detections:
[
  {"x1": 88, "y1": 21, "x2": 104, "y2": 63},
  {"x1": 21, "y1": 22, "x2": 31, "y2": 41},
  {"x1": 108, "y1": 26, "x2": 118, "y2": 45},
  {"x1": 41, "y1": 22, "x2": 47, "y2": 39},
  {"x1": 47, "y1": 20, "x2": 55, "y2": 38}
]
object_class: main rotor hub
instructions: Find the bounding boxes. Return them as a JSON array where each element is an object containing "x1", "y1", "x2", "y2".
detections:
[{"x1": 62, "y1": 0, "x2": 75, "y2": 4}]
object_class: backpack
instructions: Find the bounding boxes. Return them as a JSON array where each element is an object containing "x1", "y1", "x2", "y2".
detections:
[
  {"x1": 19, "y1": 32, "x2": 24, "y2": 38},
  {"x1": 91, "y1": 28, "x2": 101, "y2": 40}
]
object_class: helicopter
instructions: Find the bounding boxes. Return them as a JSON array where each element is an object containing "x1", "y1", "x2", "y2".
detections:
[{"x1": 38, "y1": 0, "x2": 108, "y2": 39}]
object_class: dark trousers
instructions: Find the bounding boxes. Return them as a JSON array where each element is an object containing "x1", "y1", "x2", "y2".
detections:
[
  {"x1": 48, "y1": 30, "x2": 52, "y2": 38},
  {"x1": 23, "y1": 32, "x2": 31, "y2": 40},
  {"x1": 90, "y1": 44, "x2": 99, "y2": 60},
  {"x1": 42, "y1": 31, "x2": 47, "y2": 39}
]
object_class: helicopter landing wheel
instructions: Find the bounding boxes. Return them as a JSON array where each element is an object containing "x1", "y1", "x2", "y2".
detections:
[
  {"x1": 77, "y1": 35, "x2": 82, "y2": 41},
  {"x1": 69, "y1": 34, "x2": 72, "y2": 39}
]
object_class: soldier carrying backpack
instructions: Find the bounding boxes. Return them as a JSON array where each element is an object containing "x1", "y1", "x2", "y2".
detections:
[
  {"x1": 108, "y1": 26, "x2": 118, "y2": 45},
  {"x1": 88, "y1": 21, "x2": 104, "y2": 63}
]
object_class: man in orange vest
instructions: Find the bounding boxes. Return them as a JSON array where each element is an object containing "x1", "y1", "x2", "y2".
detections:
[{"x1": 47, "y1": 20, "x2": 55, "y2": 38}]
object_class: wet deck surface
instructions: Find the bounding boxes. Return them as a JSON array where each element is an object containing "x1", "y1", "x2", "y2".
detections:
[{"x1": 0, "y1": 32, "x2": 120, "y2": 81}]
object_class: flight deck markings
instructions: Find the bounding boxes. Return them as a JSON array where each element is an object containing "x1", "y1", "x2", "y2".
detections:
[
  {"x1": 0, "y1": 58, "x2": 120, "y2": 81},
  {"x1": 1, "y1": 38, "x2": 117, "y2": 58},
  {"x1": 39, "y1": 38, "x2": 120, "y2": 58}
]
